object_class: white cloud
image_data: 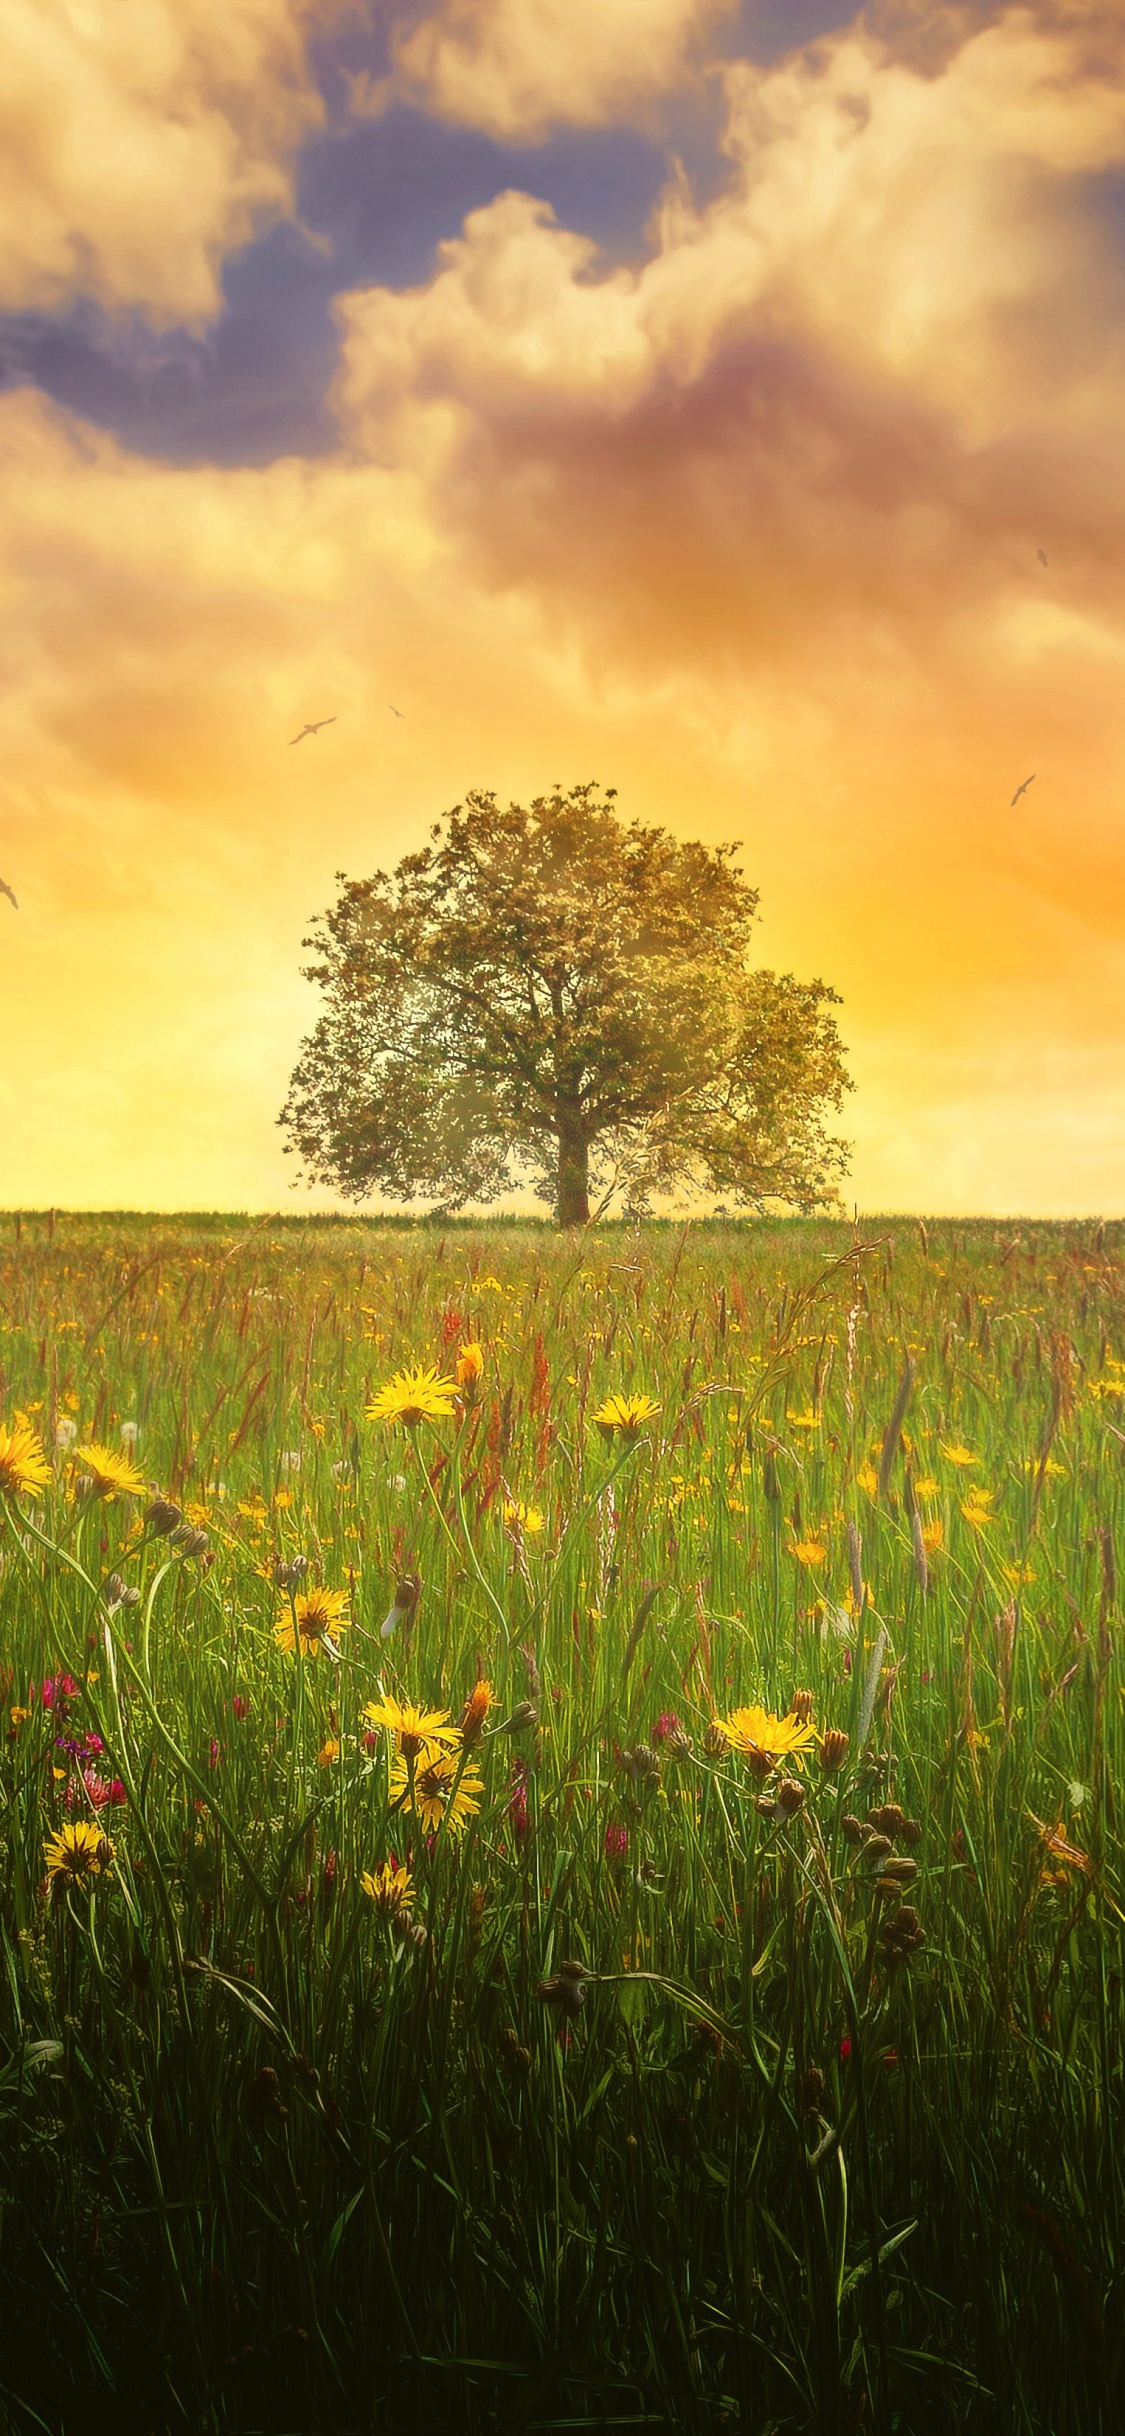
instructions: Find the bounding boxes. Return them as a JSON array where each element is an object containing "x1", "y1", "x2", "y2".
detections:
[
  {"x1": 0, "y1": 0, "x2": 343, "y2": 324},
  {"x1": 360, "y1": 0, "x2": 733, "y2": 141}
]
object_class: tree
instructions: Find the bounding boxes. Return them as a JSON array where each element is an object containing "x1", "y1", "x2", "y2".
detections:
[{"x1": 279, "y1": 783, "x2": 851, "y2": 1226}]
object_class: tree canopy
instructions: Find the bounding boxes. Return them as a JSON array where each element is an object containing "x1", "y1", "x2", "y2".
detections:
[{"x1": 279, "y1": 783, "x2": 852, "y2": 1224}]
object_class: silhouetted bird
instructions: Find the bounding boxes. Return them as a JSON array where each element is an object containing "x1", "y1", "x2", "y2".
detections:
[
  {"x1": 1010, "y1": 773, "x2": 1036, "y2": 806},
  {"x1": 1038, "y1": 549, "x2": 1048, "y2": 568},
  {"x1": 388, "y1": 704, "x2": 404, "y2": 719},
  {"x1": 0, "y1": 878, "x2": 17, "y2": 909},
  {"x1": 289, "y1": 717, "x2": 336, "y2": 745}
]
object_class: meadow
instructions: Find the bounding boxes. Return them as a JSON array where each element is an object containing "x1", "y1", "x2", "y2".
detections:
[{"x1": 0, "y1": 1208, "x2": 1123, "y2": 2436}]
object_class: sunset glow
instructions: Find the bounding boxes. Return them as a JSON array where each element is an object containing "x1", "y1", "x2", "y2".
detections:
[{"x1": 3, "y1": 0, "x2": 1125, "y2": 1213}]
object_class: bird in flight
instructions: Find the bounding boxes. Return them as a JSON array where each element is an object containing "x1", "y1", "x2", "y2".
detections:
[
  {"x1": 1010, "y1": 773, "x2": 1036, "y2": 806},
  {"x1": 289, "y1": 716, "x2": 336, "y2": 745},
  {"x1": 1038, "y1": 548, "x2": 1049, "y2": 568},
  {"x1": 388, "y1": 703, "x2": 404, "y2": 719},
  {"x1": 0, "y1": 877, "x2": 17, "y2": 909}
]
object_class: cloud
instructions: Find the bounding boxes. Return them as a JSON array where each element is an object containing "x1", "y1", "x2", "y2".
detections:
[
  {"x1": 360, "y1": 0, "x2": 734, "y2": 141},
  {"x1": 0, "y1": 0, "x2": 345, "y2": 325}
]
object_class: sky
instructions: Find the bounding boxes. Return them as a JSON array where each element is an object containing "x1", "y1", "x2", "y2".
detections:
[{"x1": 2, "y1": 0, "x2": 1125, "y2": 1217}]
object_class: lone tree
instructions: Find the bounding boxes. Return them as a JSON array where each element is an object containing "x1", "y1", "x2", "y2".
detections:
[{"x1": 280, "y1": 783, "x2": 851, "y2": 1225}]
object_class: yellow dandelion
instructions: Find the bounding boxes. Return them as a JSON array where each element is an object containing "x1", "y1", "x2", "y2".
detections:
[
  {"x1": 274, "y1": 1586, "x2": 349, "y2": 1659},
  {"x1": 362, "y1": 1694, "x2": 459, "y2": 1764},
  {"x1": 0, "y1": 1418, "x2": 52, "y2": 1500},
  {"x1": 361, "y1": 1859, "x2": 414, "y2": 1919},
  {"x1": 44, "y1": 1819, "x2": 112, "y2": 1886},
  {"x1": 75, "y1": 1443, "x2": 148, "y2": 1501},
  {"x1": 390, "y1": 1747, "x2": 483, "y2": 1838},
  {"x1": 716, "y1": 1704, "x2": 817, "y2": 1779},
  {"x1": 502, "y1": 1498, "x2": 545, "y2": 1535},
  {"x1": 591, "y1": 1392, "x2": 661, "y2": 1443},
  {"x1": 939, "y1": 1442, "x2": 977, "y2": 1468},
  {"x1": 366, "y1": 1366, "x2": 457, "y2": 1428}
]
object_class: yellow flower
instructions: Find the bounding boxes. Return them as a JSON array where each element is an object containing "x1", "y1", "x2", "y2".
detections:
[
  {"x1": 274, "y1": 1586, "x2": 349, "y2": 1659},
  {"x1": 857, "y1": 1461, "x2": 879, "y2": 1498},
  {"x1": 366, "y1": 1366, "x2": 458, "y2": 1427},
  {"x1": 960, "y1": 1488, "x2": 993, "y2": 1530},
  {"x1": 317, "y1": 1736, "x2": 341, "y2": 1767},
  {"x1": 921, "y1": 1518, "x2": 944, "y2": 1554},
  {"x1": 362, "y1": 1695, "x2": 459, "y2": 1764},
  {"x1": 787, "y1": 1408, "x2": 821, "y2": 1432},
  {"x1": 390, "y1": 1747, "x2": 483, "y2": 1838},
  {"x1": 716, "y1": 1704, "x2": 817, "y2": 1779},
  {"x1": 459, "y1": 1677, "x2": 495, "y2": 1748},
  {"x1": 914, "y1": 1476, "x2": 939, "y2": 1499},
  {"x1": 0, "y1": 1418, "x2": 52, "y2": 1500},
  {"x1": 1001, "y1": 1561, "x2": 1036, "y2": 1588},
  {"x1": 9, "y1": 1705, "x2": 31, "y2": 1728},
  {"x1": 788, "y1": 1538, "x2": 826, "y2": 1568},
  {"x1": 361, "y1": 1859, "x2": 414, "y2": 1920},
  {"x1": 44, "y1": 1819, "x2": 112, "y2": 1886},
  {"x1": 75, "y1": 1443, "x2": 147, "y2": 1500},
  {"x1": 455, "y1": 1342, "x2": 485, "y2": 1404},
  {"x1": 502, "y1": 1498, "x2": 545, "y2": 1535},
  {"x1": 591, "y1": 1392, "x2": 660, "y2": 1443},
  {"x1": 939, "y1": 1442, "x2": 977, "y2": 1468}
]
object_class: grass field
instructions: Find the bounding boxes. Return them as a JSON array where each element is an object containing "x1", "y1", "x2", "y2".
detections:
[{"x1": 1, "y1": 1209, "x2": 1124, "y2": 2435}]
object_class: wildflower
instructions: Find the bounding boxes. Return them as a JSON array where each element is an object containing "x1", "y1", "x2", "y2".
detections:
[
  {"x1": 789, "y1": 1538, "x2": 826, "y2": 1568},
  {"x1": 717, "y1": 1703, "x2": 817, "y2": 1779},
  {"x1": 390, "y1": 1747, "x2": 483, "y2": 1837},
  {"x1": 703, "y1": 1720, "x2": 729, "y2": 1761},
  {"x1": 755, "y1": 1777, "x2": 807, "y2": 1823},
  {"x1": 379, "y1": 1571, "x2": 421, "y2": 1642},
  {"x1": 317, "y1": 1736, "x2": 340, "y2": 1767},
  {"x1": 839, "y1": 2036, "x2": 853, "y2": 2063},
  {"x1": 604, "y1": 1823, "x2": 629, "y2": 1860},
  {"x1": 75, "y1": 1443, "x2": 147, "y2": 1500},
  {"x1": 921, "y1": 1517, "x2": 944, "y2": 1554},
  {"x1": 363, "y1": 1694, "x2": 458, "y2": 1764},
  {"x1": 145, "y1": 1497, "x2": 182, "y2": 1535},
  {"x1": 9, "y1": 1704, "x2": 31, "y2": 1730},
  {"x1": 459, "y1": 1678, "x2": 495, "y2": 1748},
  {"x1": 591, "y1": 1392, "x2": 660, "y2": 1444},
  {"x1": 274, "y1": 1586, "x2": 349, "y2": 1660},
  {"x1": 652, "y1": 1708, "x2": 693, "y2": 1758},
  {"x1": 455, "y1": 1342, "x2": 485, "y2": 1404},
  {"x1": 1001, "y1": 1560, "x2": 1036, "y2": 1587},
  {"x1": 0, "y1": 1418, "x2": 52, "y2": 1500},
  {"x1": 508, "y1": 1766, "x2": 530, "y2": 1839},
  {"x1": 790, "y1": 1689, "x2": 815, "y2": 1725},
  {"x1": 119, "y1": 1421, "x2": 138, "y2": 1447},
  {"x1": 44, "y1": 1819, "x2": 112, "y2": 1886},
  {"x1": 55, "y1": 1417, "x2": 78, "y2": 1452},
  {"x1": 366, "y1": 1366, "x2": 457, "y2": 1428},
  {"x1": 856, "y1": 1461, "x2": 879, "y2": 1498},
  {"x1": 232, "y1": 1694, "x2": 250, "y2": 1722},
  {"x1": 819, "y1": 1727, "x2": 850, "y2": 1773},
  {"x1": 939, "y1": 1442, "x2": 977, "y2": 1468},
  {"x1": 960, "y1": 1487, "x2": 993, "y2": 1530},
  {"x1": 361, "y1": 1858, "x2": 414, "y2": 1921},
  {"x1": 1030, "y1": 1815, "x2": 1092, "y2": 1874},
  {"x1": 502, "y1": 1498, "x2": 545, "y2": 1535}
]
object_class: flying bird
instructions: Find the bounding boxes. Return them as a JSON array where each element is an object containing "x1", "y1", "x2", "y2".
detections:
[
  {"x1": 1038, "y1": 548, "x2": 1048, "y2": 568},
  {"x1": 1010, "y1": 773, "x2": 1036, "y2": 806},
  {"x1": 388, "y1": 703, "x2": 404, "y2": 719},
  {"x1": 0, "y1": 878, "x2": 17, "y2": 909},
  {"x1": 289, "y1": 716, "x2": 336, "y2": 745}
]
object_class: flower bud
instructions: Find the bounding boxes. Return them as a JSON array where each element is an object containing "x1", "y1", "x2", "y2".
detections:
[{"x1": 819, "y1": 1728, "x2": 850, "y2": 1774}]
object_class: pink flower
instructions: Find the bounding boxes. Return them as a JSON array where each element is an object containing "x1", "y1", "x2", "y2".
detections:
[
  {"x1": 604, "y1": 1823, "x2": 629, "y2": 1860},
  {"x1": 208, "y1": 1738, "x2": 221, "y2": 1769},
  {"x1": 232, "y1": 1694, "x2": 250, "y2": 1722},
  {"x1": 839, "y1": 2036, "x2": 853, "y2": 2063},
  {"x1": 508, "y1": 1768, "x2": 530, "y2": 1840}
]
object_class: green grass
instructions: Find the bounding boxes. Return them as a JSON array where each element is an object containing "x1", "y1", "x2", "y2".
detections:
[{"x1": 1, "y1": 1209, "x2": 1124, "y2": 2434}]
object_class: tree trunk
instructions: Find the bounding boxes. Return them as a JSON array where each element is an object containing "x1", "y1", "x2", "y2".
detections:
[{"x1": 555, "y1": 1122, "x2": 590, "y2": 1228}]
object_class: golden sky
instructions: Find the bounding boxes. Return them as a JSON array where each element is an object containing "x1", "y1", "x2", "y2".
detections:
[{"x1": 2, "y1": 0, "x2": 1125, "y2": 1214}]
